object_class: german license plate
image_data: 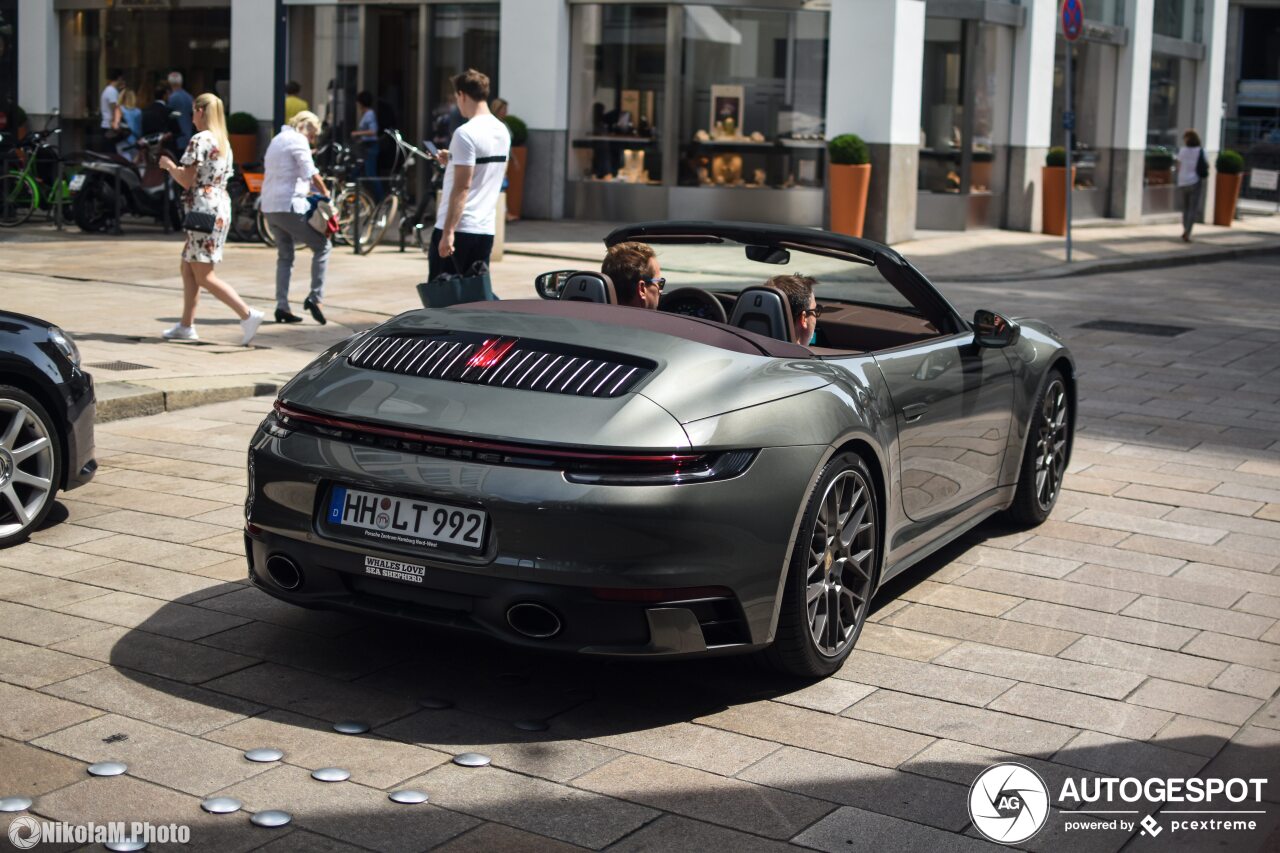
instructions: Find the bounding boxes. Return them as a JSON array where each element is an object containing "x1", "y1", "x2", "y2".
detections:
[
  {"x1": 68, "y1": 174, "x2": 87, "y2": 193},
  {"x1": 324, "y1": 485, "x2": 486, "y2": 552}
]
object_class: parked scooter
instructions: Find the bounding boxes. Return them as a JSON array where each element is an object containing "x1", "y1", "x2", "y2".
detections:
[{"x1": 71, "y1": 131, "x2": 182, "y2": 233}]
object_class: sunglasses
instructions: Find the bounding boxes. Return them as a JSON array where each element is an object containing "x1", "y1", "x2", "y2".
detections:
[
  {"x1": 641, "y1": 277, "x2": 666, "y2": 291},
  {"x1": 799, "y1": 306, "x2": 832, "y2": 319}
]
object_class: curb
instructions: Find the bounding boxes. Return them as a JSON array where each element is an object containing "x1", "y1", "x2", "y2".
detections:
[
  {"x1": 928, "y1": 240, "x2": 1280, "y2": 283},
  {"x1": 96, "y1": 375, "x2": 288, "y2": 423}
]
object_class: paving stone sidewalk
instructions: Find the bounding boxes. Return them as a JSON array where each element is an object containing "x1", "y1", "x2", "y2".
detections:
[{"x1": 0, "y1": 256, "x2": 1278, "y2": 852}]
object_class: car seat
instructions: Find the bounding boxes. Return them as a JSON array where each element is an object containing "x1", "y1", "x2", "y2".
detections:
[
  {"x1": 728, "y1": 285, "x2": 795, "y2": 343},
  {"x1": 560, "y1": 272, "x2": 617, "y2": 304}
]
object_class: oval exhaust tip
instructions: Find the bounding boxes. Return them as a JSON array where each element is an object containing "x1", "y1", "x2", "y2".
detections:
[
  {"x1": 506, "y1": 602, "x2": 562, "y2": 639},
  {"x1": 265, "y1": 555, "x2": 303, "y2": 590}
]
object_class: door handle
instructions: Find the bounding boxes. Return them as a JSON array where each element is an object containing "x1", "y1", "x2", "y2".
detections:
[{"x1": 902, "y1": 403, "x2": 929, "y2": 423}]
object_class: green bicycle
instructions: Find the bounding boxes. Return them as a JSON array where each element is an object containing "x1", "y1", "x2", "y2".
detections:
[{"x1": 0, "y1": 126, "x2": 75, "y2": 228}]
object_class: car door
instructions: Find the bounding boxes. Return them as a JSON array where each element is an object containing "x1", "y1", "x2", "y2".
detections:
[{"x1": 872, "y1": 331, "x2": 1015, "y2": 523}]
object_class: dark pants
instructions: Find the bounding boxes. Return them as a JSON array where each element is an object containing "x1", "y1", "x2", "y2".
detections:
[
  {"x1": 428, "y1": 228, "x2": 495, "y2": 281},
  {"x1": 1178, "y1": 181, "x2": 1204, "y2": 236}
]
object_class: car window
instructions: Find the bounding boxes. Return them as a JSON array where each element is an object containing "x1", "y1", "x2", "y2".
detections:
[{"x1": 650, "y1": 243, "x2": 919, "y2": 314}]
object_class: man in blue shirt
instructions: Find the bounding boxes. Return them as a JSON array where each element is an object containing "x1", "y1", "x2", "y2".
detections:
[
  {"x1": 351, "y1": 91, "x2": 381, "y2": 199},
  {"x1": 167, "y1": 71, "x2": 193, "y2": 151}
]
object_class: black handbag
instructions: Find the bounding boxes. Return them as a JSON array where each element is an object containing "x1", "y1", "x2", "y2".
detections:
[
  {"x1": 182, "y1": 210, "x2": 218, "y2": 234},
  {"x1": 416, "y1": 259, "x2": 497, "y2": 308}
]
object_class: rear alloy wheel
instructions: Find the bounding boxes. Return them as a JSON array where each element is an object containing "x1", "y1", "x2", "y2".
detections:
[
  {"x1": 0, "y1": 387, "x2": 62, "y2": 548},
  {"x1": 1008, "y1": 370, "x2": 1070, "y2": 527},
  {"x1": 764, "y1": 451, "x2": 878, "y2": 678}
]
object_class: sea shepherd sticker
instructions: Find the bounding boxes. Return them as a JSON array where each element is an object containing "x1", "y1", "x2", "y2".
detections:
[{"x1": 364, "y1": 555, "x2": 426, "y2": 584}]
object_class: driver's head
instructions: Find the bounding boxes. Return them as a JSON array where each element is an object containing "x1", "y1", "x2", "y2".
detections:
[
  {"x1": 604, "y1": 242, "x2": 662, "y2": 309},
  {"x1": 767, "y1": 274, "x2": 819, "y2": 346}
]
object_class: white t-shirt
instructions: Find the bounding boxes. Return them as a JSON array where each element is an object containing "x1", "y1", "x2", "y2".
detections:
[
  {"x1": 435, "y1": 113, "x2": 511, "y2": 235},
  {"x1": 100, "y1": 84, "x2": 120, "y2": 129},
  {"x1": 1176, "y1": 146, "x2": 1203, "y2": 187}
]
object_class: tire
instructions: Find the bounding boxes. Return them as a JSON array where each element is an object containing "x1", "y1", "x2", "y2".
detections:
[
  {"x1": 257, "y1": 208, "x2": 275, "y2": 247},
  {"x1": 229, "y1": 187, "x2": 259, "y2": 243},
  {"x1": 0, "y1": 386, "x2": 62, "y2": 549},
  {"x1": 335, "y1": 186, "x2": 375, "y2": 248},
  {"x1": 72, "y1": 178, "x2": 115, "y2": 233},
  {"x1": 1007, "y1": 370, "x2": 1070, "y2": 527},
  {"x1": 763, "y1": 451, "x2": 880, "y2": 678},
  {"x1": 0, "y1": 173, "x2": 38, "y2": 227},
  {"x1": 358, "y1": 193, "x2": 399, "y2": 255}
]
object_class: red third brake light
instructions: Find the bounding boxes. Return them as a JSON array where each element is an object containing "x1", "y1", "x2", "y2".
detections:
[{"x1": 466, "y1": 337, "x2": 517, "y2": 370}]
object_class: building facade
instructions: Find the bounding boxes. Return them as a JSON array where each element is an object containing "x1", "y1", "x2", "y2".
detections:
[{"x1": 15, "y1": 0, "x2": 1235, "y2": 242}]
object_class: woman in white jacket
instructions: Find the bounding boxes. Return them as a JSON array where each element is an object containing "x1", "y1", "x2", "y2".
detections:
[{"x1": 1175, "y1": 129, "x2": 1207, "y2": 243}]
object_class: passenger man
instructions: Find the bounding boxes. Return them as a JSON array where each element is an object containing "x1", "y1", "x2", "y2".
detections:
[
  {"x1": 767, "y1": 273, "x2": 821, "y2": 346},
  {"x1": 602, "y1": 241, "x2": 663, "y2": 310}
]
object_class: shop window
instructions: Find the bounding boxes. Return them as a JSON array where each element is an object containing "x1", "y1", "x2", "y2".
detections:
[
  {"x1": 676, "y1": 5, "x2": 829, "y2": 191},
  {"x1": 568, "y1": 4, "x2": 668, "y2": 185},
  {"x1": 428, "y1": 4, "x2": 500, "y2": 148},
  {"x1": 287, "y1": 6, "x2": 359, "y2": 141},
  {"x1": 1153, "y1": 0, "x2": 1203, "y2": 42},
  {"x1": 0, "y1": 0, "x2": 17, "y2": 131},
  {"x1": 1051, "y1": 38, "x2": 1118, "y2": 218},
  {"x1": 918, "y1": 19, "x2": 1010, "y2": 198}
]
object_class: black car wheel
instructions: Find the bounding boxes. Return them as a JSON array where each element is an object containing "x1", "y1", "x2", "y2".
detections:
[
  {"x1": 765, "y1": 451, "x2": 879, "y2": 678},
  {"x1": 1008, "y1": 370, "x2": 1070, "y2": 527},
  {"x1": 0, "y1": 386, "x2": 62, "y2": 548}
]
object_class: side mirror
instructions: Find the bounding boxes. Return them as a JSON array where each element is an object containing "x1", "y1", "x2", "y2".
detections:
[
  {"x1": 535, "y1": 270, "x2": 577, "y2": 300},
  {"x1": 745, "y1": 245, "x2": 790, "y2": 265},
  {"x1": 973, "y1": 309, "x2": 1019, "y2": 348}
]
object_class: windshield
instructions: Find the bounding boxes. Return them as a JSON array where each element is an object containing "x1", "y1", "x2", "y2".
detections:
[{"x1": 647, "y1": 242, "x2": 919, "y2": 314}]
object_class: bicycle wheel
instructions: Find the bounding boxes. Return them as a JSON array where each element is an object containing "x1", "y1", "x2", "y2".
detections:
[
  {"x1": 336, "y1": 186, "x2": 376, "y2": 248},
  {"x1": 0, "y1": 173, "x2": 38, "y2": 227},
  {"x1": 257, "y1": 207, "x2": 276, "y2": 247},
  {"x1": 358, "y1": 193, "x2": 399, "y2": 255},
  {"x1": 229, "y1": 186, "x2": 259, "y2": 242}
]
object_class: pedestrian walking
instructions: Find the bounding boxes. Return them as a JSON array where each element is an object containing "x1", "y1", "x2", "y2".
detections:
[
  {"x1": 157, "y1": 93, "x2": 264, "y2": 345},
  {"x1": 261, "y1": 110, "x2": 331, "y2": 325},
  {"x1": 141, "y1": 84, "x2": 181, "y2": 157},
  {"x1": 428, "y1": 69, "x2": 510, "y2": 282},
  {"x1": 351, "y1": 91, "x2": 382, "y2": 199},
  {"x1": 114, "y1": 89, "x2": 143, "y2": 160},
  {"x1": 284, "y1": 81, "x2": 309, "y2": 124},
  {"x1": 96, "y1": 69, "x2": 126, "y2": 154},
  {"x1": 167, "y1": 71, "x2": 194, "y2": 151},
  {"x1": 1176, "y1": 129, "x2": 1209, "y2": 243}
]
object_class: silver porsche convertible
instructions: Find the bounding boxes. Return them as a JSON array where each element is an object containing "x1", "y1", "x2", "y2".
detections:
[{"x1": 245, "y1": 221, "x2": 1073, "y2": 677}]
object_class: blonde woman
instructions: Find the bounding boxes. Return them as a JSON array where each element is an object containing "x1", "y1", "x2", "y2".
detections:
[
  {"x1": 158, "y1": 93, "x2": 264, "y2": 344},
  {"x1": 261, "y1": 110, "x2": 330, "y2": 324}
]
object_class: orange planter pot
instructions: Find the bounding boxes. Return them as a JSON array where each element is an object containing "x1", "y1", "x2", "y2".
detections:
[
  {"x1": 1213, "y1": 173, "x2": 1243, "y2": 227},
  {"x1": 828, "y1": 163, "x2": 871, "y2": 238},
  {"x1": 229, "y1": 133, "x2": 258, "y2": 166},
  {"x1": 1042, "y1": 165, "x2": 1076, "y2": 236},
  {"x1": 506, "y1": 146, "x2": 527, "y2": 221}
]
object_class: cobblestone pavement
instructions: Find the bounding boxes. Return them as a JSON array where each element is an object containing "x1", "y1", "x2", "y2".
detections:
[{"x1": 1, "y1": 256, "x2": 1279, "y2": 851}]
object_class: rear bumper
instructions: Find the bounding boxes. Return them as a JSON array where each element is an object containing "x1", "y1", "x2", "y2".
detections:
[{"x1": 245, "y1": 426, "x2": 825, "y2": 656}]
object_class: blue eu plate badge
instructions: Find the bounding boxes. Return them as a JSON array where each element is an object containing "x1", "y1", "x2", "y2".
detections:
[{"x1": 328, "y1": 487, "x2": 347, "y2": 523}]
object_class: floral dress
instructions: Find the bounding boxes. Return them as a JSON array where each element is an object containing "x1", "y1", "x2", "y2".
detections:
[{"x1": 180, "y1": 130, "x2": 233, "y2": 263}]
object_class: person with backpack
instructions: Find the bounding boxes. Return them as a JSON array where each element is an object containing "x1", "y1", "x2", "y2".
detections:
[{"x1": 1176, "y1": 129, "x2": 1209, "y2": 243}]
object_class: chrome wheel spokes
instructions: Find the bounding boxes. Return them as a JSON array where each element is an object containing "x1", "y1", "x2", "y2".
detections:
[
  {"x1": 806, "y1": 469, "x2": 876, "y2": 658},
  {"x1": 0, "y1": 399, "x2": 55, "y2": 538},
  {"x1": 1033, "y1": 379, "x2": 1068, "y2": 510}
]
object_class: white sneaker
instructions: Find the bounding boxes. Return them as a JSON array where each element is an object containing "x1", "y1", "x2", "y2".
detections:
[
  {"x1": 240, "y1": 309, "x2": 265, "y2": 346},
  {"x1": 162, "y1": 323, "x2": 198, "y2": 341}
]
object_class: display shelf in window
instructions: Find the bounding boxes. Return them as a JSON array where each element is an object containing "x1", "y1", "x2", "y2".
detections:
[{"x1": 678, "y1": 136, "x2": 826, "y2": 190}]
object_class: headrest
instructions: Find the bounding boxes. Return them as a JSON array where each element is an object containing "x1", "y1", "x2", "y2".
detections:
[
  {"x1": 728, "y1": 285, "x2": 796, "y2": 344},
  {"x1": 560, "y1": 272, "x2": 617, "y2": 304}
]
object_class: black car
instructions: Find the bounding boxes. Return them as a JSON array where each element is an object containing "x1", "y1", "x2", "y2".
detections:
[{"x1": 0, "y1": 311, "x2": 96, "y2": 547}]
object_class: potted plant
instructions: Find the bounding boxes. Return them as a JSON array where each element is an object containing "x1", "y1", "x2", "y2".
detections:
[
  {"x1": 226, "y1": 111, "x2": 259, "y2": 165},
  {"x1": 827, "y1": 133, "x2": 871, "y2": 238},
  {"x1": 1042, "y1": 146, "x2": 1074, "y2": 236},
  {"x1": 503, "y1": 114, "x2": 528, "y2": 221},
  {"x1": 1213, "y1": 149, "x2": 1246, "y2": 227},
  {"x1": 1144, "y1": 146, "x2": 1175, "y2": 186}
]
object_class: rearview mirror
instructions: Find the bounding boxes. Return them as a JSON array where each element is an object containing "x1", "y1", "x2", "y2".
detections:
[
  {"x1": 973, "y1": 309, "x2": 1019, "y2": 348},
  {"x1": 745, "y1": 245, "x2": 790, "y2": 265},
  {"x1": 535, "y1": 270, "x2": 577, "y2": 300}
]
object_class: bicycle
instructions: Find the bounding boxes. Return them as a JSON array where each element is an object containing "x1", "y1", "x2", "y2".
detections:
[
  {"x1": 357, "y1": 128, "x2": 443, "y2": 255},
  {"x1": 0, "y1": 116, "x2": 76, "y2": 228},
  {"x1": 227, "y1": 163, "x2": 267, "y2": 243},
  {"x1": 316, "y1": 140, "x2": 375, "y2": 248}
]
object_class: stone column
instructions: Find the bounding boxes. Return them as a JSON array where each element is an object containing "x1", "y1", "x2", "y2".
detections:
[
  {"x1": 498, "y1": 0, "x2": 571, "y2": 220},
  {"x1": 1004, "y1": 0, "x2": 1057, "y2": 232},
  {"x1": 1110, "y1": 0, "x2": 1154, "y2": 222},
  {"x1": 230, "y1": 0, "x2": 276, "y2": 132},
  {"x1": 17, "y1": 0, "x2": 59, "y2": 122},
  {"x1": 825, "y1": 0, "x2": 925, "y2": 244},
  {"x1": 1194, "y1": 0, "x2": 1229, "y2": 219}
]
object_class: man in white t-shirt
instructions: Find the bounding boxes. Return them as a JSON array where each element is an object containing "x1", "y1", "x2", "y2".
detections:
[
  {"x1": 96, "y1": 68, "x2": 126, "y2": 154},
  {"x1": 429, "y1": 69, "x2": 511, "y2": 282}
]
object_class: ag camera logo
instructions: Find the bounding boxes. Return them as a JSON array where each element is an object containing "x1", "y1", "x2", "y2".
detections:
[
  {"x1": 8, "y1": 816, "x2": 40, "y2": 849},
  {"x1": 969, "y1": 763, "x2": 1051, "y2": 844}
]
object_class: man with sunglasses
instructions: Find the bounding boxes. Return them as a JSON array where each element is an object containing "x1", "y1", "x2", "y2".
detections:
[
  {"x1": 767, "y1": 274, "x2": 823, "y2": 346},
  {"x1": 602, "y1": 241, "x2": 664, "y2": 310}
]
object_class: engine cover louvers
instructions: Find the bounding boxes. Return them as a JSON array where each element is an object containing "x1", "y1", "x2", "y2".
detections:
[{"x1": 346, "y1": 332, "x2": 655, "y2": 399}]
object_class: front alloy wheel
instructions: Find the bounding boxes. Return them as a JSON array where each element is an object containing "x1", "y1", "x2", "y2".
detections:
[
  {"x1": 0, "y1": 387, "x2": 62, "y2": 548},
  {"x1": 765, "y1": 451, "x2": 878, "y2": 678},
  {"x1": 1008, "y1": 370, "x2": 1070, "y2": 527}
]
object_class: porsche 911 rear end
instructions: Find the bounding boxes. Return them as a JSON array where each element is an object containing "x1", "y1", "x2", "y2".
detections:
[{"x1": 244, "y1": 304, "x2": 828, "y2": 658}]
